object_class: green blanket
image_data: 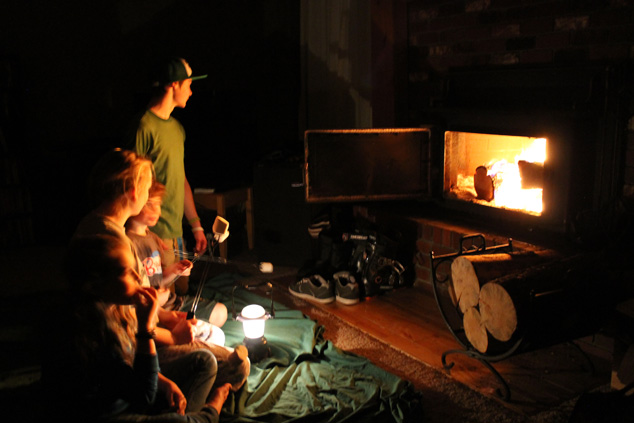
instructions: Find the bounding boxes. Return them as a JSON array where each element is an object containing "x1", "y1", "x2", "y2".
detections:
[{"x1": 184, "y1": 273, "x2": 423, "y2": 423}]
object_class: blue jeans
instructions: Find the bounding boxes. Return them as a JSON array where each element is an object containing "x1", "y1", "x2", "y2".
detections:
[
  {"x1": 159, "y1": 349, "x2": 218, "y2": 412},
  {"x1": 106, "y1": 349, "x2": 219, "y2": 423}
]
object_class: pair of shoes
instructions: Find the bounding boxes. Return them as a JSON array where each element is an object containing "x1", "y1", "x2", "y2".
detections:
[
  {"x1": 289, "y1": 274, "x2": 335, "y2": 303},
  {"x1": 288, "y1": 272, "x2": 360, "y2": 305}
]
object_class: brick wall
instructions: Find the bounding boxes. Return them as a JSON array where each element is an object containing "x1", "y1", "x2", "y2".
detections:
[
  {"x1": 356, "y1": 206, "x2": 542, "y2": 289},
  {"x1": 413, "y1": 218, "x2": 544, "y2": 288},
  {"x1": 407, "y1": 0, "x2": 633, "y2": 74}
]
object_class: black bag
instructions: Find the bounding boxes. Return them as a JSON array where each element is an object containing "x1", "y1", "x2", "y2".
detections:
[
  {"x1": 298, "y1": 228, "x2": 353, "y2": 280},
  {"x1": 345, "y1": 230, "x2": 404, "y2": 297}
]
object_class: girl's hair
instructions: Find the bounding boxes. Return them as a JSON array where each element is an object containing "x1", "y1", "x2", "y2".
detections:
[
  {"x1": 88, "y1": 148, "x2": 154, "y2": 210},
  {"x1": 66, "y1": 234, "x2": 137, "y2": 366}
]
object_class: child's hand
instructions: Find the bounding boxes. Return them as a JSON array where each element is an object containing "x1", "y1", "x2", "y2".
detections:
[
  {"x1": 133, "y1": 287, "x2": 159, "y2": 331},
  {"x1": 176, "y1": 259, "x2": 193, "y2": 276},
  {"x1": 158, "y1": 373, "x2": 187, "y2": 415},
  {"x1": 172, "y1": 317, "x2": 197, "y2": 344},
  {"x1": 156, "y1": 287, "x2": 171, "y2": 307},
  {"x1": 156, "y1": 310, "x2": 185, "y2": 330},
  {"x1": 163, "y1": 261, "x2": 193, "y2": 282}
]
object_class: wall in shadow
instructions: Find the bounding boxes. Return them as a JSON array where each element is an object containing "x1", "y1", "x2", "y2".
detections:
[{"x1": 0, "y1": 0, "x2": 300, "y2": 244}]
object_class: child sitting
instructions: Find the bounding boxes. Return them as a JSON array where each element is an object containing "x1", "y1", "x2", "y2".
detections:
[
  {"x1": 125, "y1": 182, "x2": 190, "y2": 307},
  {"x1": 126, "y1": 181, "x2": 228, "y2": 345},
  {"x1": 43, "y1": 233, "x2": 232, "y2": 422},
  {"x1": 126, "y1": 184, "x2": 249, "y2": 392},
  {"x1": 72, "y1": 149, "x2": 248, "y2": 394}
]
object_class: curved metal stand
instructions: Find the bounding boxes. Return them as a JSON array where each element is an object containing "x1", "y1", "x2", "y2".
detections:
[{"x1": 441, "y1": 348, "x2": 513, "y2": 401}]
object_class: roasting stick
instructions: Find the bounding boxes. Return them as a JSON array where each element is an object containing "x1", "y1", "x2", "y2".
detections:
[
  {"x1": 185, "y1": 236, "x2": 216, "y2": 320},
  {"x1": 163, "y1": 251, "x2": 200, "y2": 288},
  {"x1": 163, "y1": 250, "x2": 209, "y2": 319},
  {"x1": 187, "y1": 255, "x2": 210, "y2": 319},
  {"x1": 183, "y1": 216, "x2": 230, "y2": 320}
]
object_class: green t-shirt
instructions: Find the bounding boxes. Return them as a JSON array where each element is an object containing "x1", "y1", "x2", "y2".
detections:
[{"x1": 135, "y1": 110, "x2": 186, "y2": 239}]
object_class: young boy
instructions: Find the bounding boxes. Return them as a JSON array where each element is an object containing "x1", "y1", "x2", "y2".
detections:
[
  {"x1": 126, "y1": 181, "x2": 250, "y2": 391},
  {"x1": 126, "y1": 181, "x2": 228, "y2": 340}
]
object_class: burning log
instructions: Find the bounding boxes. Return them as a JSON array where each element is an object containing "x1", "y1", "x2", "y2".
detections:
[
  {"x1": 473, "y1": 165, "x2": 494, "y2": 201},
  {"x1": 450, "y1": 251, "x2": 558, "y2": 314},
  {"x1": 518, "y1": 160, "x2": 544, "y2": 189}
]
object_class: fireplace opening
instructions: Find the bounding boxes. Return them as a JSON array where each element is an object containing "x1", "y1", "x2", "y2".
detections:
[
  {"x1": 302, "y1": 65, "x2": 627, "y2": 247},
  {"x1": 444, "y1": 131, "x2": 547, "y2": 217}
]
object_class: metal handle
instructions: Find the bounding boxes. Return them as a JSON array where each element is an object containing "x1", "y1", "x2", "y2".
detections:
[{"x1": 459, "y1": 234, "x2": 486, "y2": 253}]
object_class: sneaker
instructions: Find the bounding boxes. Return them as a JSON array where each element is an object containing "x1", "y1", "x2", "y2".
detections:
[
  {"x1": 333, "y1": 271, "x2": 360, "y2": 305},
  {"x1": 289, "y1": 274, "x2": 335, "y2": 303}
]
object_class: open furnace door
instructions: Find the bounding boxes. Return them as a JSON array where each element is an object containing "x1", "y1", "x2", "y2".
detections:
[{"x1": 304, "y1": 128, "x2": 432, "y2": 203}]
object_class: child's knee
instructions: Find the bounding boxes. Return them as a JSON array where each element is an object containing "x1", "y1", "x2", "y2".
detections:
[
  {"x1": 192, "y1": 349, "x2": 218, "y2": 375},
  {"x1": 209, "y1": 302, "x2": 228, "y2": 327}
]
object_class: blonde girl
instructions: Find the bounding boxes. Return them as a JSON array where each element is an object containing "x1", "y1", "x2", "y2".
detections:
[{"x1": 44, "y1": 234, "x2": 230, "y2": 422}]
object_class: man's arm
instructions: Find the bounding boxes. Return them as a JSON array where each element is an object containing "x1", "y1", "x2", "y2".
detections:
[{"x1": 184, "y1": 176, "x2": 207, "y2": 254}]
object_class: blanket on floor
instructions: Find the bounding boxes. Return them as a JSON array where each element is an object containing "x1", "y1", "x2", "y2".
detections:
[{"x1": 182, "y1": 272, "x2": 423, "y2": 423}]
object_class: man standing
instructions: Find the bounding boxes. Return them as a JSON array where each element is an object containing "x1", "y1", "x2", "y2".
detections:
[{"x1": 133, "y1": 57, "x2": 207, "y2": 295}]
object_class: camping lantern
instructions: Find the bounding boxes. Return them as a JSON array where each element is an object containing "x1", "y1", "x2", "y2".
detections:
[
  {"x1": 232, "y1": 282, "x2": 275, "y2": 362},
  {"x1": 237, "y1": 304, "x2": 272, "y2": 361},
  {"x1": 239, "y1": 304, "x2": 269, "y2": 338}
]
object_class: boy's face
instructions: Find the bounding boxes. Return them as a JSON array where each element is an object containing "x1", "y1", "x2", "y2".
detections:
[
  {"x1": 138, "y1": 196, "x2": 162, "y2": 227},
  {"x1": 173, "y1": 78, "x2": 193, "y2": 108}
]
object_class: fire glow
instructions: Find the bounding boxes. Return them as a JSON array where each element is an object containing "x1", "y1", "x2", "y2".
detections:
[{"x1": 445, "y1": 132, "x2": 547, "y2": 216}]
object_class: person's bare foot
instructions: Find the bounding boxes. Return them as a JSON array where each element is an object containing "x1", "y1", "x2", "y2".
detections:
[{"x1": 207, "y1": 383, "x2": 232, "y2": 415}]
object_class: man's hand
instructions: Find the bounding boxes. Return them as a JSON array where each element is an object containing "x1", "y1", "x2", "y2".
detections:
[{"x1": 192, "y1": 229, "x2": 207, "y2": 254}]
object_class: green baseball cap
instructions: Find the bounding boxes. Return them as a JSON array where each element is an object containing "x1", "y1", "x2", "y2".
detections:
[{"x1": 152, "y1": 57, "x2": 207, "y2": 87}]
